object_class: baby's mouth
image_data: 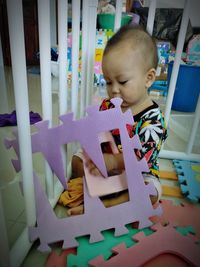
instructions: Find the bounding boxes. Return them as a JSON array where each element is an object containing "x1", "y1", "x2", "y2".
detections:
[{"x1": 121, "y1": 101, "x2": 128, "y2": 107}]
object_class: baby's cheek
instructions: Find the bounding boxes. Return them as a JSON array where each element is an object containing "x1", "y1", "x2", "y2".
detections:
[{"x1": 108, "y1": 91, "x2": 114, "y2": 98}]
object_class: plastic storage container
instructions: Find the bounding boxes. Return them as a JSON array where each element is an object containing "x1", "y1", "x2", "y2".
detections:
[
  {"x1": 168, "y1": 62, "x2": 200, "y2": 112},
  {"x1": 97, "y1": 14, "x2": 132, "y2": 30}
]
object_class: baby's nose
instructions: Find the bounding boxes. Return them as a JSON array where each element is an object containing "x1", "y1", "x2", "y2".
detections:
[{"x1": 111, "y1": 84, "x2": 120, "y2": 94}]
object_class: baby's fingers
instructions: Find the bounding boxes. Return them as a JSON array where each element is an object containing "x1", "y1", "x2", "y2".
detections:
[
  {"x1": 86, "y1": 160, "x2": 101, "y2": 176},
  {"x1": 90, "y1": 166, "x2": 101, "y2": 176},
  {"x1": 85, "y1": 159, "x2": 93, "y2": 168}
]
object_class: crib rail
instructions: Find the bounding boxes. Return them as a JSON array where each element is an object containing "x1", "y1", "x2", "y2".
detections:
[{"x1": 0, "y1": 0, "x2": 199, "y2": 266}]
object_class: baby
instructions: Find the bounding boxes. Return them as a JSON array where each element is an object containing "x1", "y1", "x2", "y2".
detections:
[{"x1": 59, "y1": 25, "x2": 167, "y2": 215}]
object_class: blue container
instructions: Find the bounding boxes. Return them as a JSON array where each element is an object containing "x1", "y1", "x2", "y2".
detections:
[{"x1": 168, "y1": 62, "x2": 200, "y2": 112}]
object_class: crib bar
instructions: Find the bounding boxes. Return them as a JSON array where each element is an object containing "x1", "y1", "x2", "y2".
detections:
[
  {"x1": 0, "y1": 192, "x2": 10, "y2": 267},
  {"x1": 186, "y1": 95, "x2": 200, "y2": 154},
  {"x1": 7, "y1": 0, "x2": 36, "y2": 226},
  {"x1": 146, "y1": 0, "x2": 156, "y2": 35},
  {"x1": 58, "y1": 0, "x2": 68, "y2": 115},
  {"x1": 164, "y1": 0, "x2": 189, "y2": 126},
  {"x1": 0, "y1": 34, "x2": 9, "y2": 113},
  {"x1": 6, "y1": 1, "x2": 36, "y2": 265},
  {"x1": 0, "y1": 33, "x2": 3, "y2": 67},
  {"x1": 57, "y1": 0, "x2": 68, "y2": 183},
  {"x1": 80, "y1": 0, "x2": 89, "y2": 116},
  {"x1": 38, "y1": 0, "x2": 52, "y2": 123},
  {"x1": 37, "y1": 0, "x2": 54, "y2": 198},
  {"x1": 160, "y1": 150, "x2": 200, "y2": 162},
  {"x1": 114, "y1": 0, "x2": 123, "y2": 32},
  {"x1": 50, "y1": 0, "x2": 57, "y2": 47},
  {"x1": 86, "y1": 0, "x2": 98, "y2": 106},
  {"x1": 71, "y1": 0, "x2": 81, "y2": 116}
]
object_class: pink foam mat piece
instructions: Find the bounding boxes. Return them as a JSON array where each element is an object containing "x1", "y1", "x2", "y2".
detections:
[
  {"x1": 45, "y1": 248, "x2": 76, "y2": 267},
  {"x1": 26, "y1": 98, "x2": 162, "y2": 252},
  {"x1": 45, "y1": 200, "x2": 200, "y2": 267},
  {"x1": 89, "y1": 224, "x2": 200, "y2": 267},
  {"x1": 142, "y1": 254, "x2": 188, "y2": 267},
  {"x1": 83, "y1": 131, "x2": 128, "y2": 197},
  {"x1": 45, "y1": 239, "x2": 188, "y2": 267},
  {"x1": 151, "y1": 199, "x2": 200, "y2": 238}
]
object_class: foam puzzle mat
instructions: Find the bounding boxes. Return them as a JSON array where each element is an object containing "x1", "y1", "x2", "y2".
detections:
[
  {"x1": 88, "y1": 224, "x2": 200, "y2": 267},
  {"x1": 173, "y1": 160, "x2": 200, "y2": 201},
  {"x1": 5, "y1": 98, "x2": 161, "y2": 253},
  {"x1": 45, "y1": 223, "x2": 200, "y2": 267},
  {"x1": 45, "y1": 199, "x2": 200, "y2": 267}
]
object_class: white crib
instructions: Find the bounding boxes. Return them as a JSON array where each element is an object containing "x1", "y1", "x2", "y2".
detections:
[{"x1": 0, "y1": 0, "x2": 200, "y2": 266}]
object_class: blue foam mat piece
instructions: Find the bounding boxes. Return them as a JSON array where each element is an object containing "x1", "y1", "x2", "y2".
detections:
[{"x1": 173, "y1": 160, "x2": 200, "y2": 202}]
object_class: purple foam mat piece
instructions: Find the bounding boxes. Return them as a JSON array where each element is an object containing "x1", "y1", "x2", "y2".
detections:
[
  {"x1": 27, "y1": 97, "x2": 162, "y2": 252},
  {"x1": 29, "y1": 98, "x2": 135, "y2": 188},
  {"x1": 4, "y1": 129, "x2": 21, "y2": 172},
  {"x1": 5, "y1": 98, "x2": 141, "y2": 188}
]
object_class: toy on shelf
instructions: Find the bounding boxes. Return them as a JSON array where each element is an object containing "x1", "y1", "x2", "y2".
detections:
[
  {"x1": 97, "y1": 0, "x2": 115, "y2": 15},
  {"x1": 50, "y1": 30, "x2": 114, "y2": 84},
  {"x1": 186, "y1": 34, "x2": 200, "y2": 65}
]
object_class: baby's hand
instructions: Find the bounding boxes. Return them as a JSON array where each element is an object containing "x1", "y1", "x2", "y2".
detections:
[
  {"x1": 86, "y1": 153, "x2": 117, "y2": 177},
  {"x1": 85, "y1": 159, "x2": 102, "y2": 176}
]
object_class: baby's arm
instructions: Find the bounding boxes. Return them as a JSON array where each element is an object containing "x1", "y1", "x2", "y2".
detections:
[
  {"x1": 86, "y1": 152, "x2": 159, "y2": 204},
  {"x1": 71, "y1": 150, "x2": 124, "y2": 178},
  {"x1": 71, "y1": 149, "x2": 125, "y2": 177}
]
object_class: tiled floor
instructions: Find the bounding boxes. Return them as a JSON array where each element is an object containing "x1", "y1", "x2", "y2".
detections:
[{"x1": 0, "y1": 66, "x2": 199, "y2": 266}]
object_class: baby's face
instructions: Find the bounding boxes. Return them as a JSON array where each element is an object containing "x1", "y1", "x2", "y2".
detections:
[{"x1": 102, "y1": 43, "x2": 150, "y2": 113}]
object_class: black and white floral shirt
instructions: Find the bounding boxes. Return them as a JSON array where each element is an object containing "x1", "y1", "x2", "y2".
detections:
[{"x1": 100, "y1": 99, "x2": 168, "y2": 178}]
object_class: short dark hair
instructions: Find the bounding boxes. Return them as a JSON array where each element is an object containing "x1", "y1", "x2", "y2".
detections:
[{"x1": 104, "y1": 25, "x2": 158, "y2": 70}]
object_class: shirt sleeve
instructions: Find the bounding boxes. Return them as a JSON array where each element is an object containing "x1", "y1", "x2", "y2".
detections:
[{"x1": 135, "y1": 111, "x2": 167, "y2": 176}]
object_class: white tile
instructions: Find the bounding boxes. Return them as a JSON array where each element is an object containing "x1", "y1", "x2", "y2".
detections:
[
  {"x1": 8, "y1": 221, "x2": 26, "y2": 248},
  {"x1": 1, "y1": 182, "x2": 25, "y2": 222},
  {"x1": 16, "y1": 210, "x2": 27, "y2": 224},
  {"x1": 21, "y1": 241, "x2": 49, "y2": 267},
  {"x1": 6, "y1": 220, "x2": 15, "y2": 231}
]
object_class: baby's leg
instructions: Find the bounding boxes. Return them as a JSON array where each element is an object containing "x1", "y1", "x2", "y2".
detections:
[
  {"x1": 71, "y1": 155, "x2": 84, "y2": 178},
  {"x1": 67, "y1": 192, "x2": 129, "y2": 216},
  {"x1": 143, "y1": 174, "x2": 162, "y2": 204},
  {"x1": 67, "y1": 204, "x2": 84, "y2": 216}
]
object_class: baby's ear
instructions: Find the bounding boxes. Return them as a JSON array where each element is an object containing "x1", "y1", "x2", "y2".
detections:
[{"x1": 145, "y1": 68, "x2": 156, "y2": 88}]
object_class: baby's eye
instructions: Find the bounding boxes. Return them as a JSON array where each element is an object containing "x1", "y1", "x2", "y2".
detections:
[
  {"x1": 106, "y1": 81, "x2": 112, "y2": 85},
  {"x1": 119, "y1": 80, "x2": 128, "y2": 85}
]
